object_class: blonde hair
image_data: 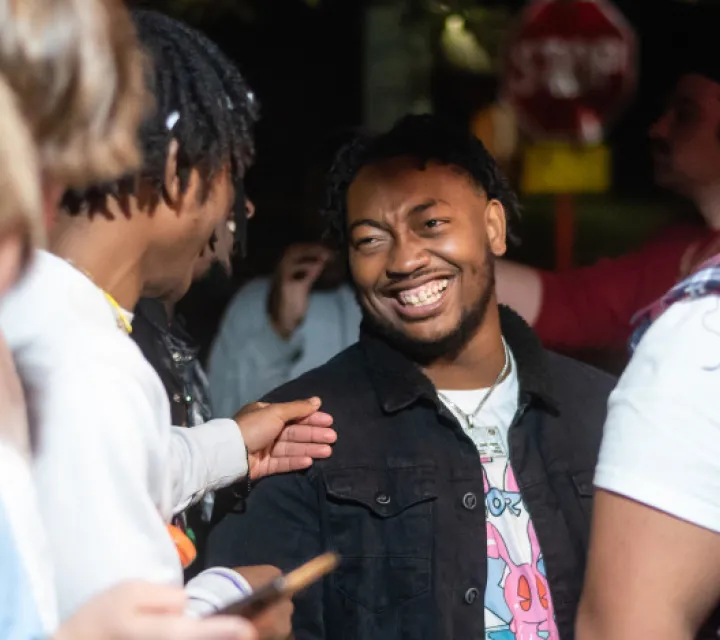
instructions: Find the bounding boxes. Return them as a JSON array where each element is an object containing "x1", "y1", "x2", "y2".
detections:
[
  {"x1": 0, "y1": 73, "x2": 43, "y2": 251},
  {"x1": 0, "y1": 0, "x2": 150, "y2": 188}
]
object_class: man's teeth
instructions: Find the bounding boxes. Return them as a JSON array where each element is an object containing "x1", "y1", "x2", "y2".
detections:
[{"x1": 398, "y1": 279, "x2": 449, "y2": 306}]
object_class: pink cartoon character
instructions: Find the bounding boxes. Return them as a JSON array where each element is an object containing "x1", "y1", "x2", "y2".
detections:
[{"x1": 486, "y1": 519, "x2": 560, "y2": 640}]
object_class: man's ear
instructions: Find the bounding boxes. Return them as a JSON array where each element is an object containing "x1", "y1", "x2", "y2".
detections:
[
  {"x1": 163, "y1": 139, "x2": 181, "y2": 206},
  {"x1": 485, "y1": 199, "x2": 507, "y2": 258}
]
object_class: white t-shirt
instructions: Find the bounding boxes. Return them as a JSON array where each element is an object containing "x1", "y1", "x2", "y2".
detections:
[
  {"x1": 595, "y1": 295, "x2": 720, "y2": 533},
  {"x1": 0, "y1": 251, "x2": 251, "y2": 620},
  {"x1": 439, "y1": 348, "x2": 559, "y2": 639}
]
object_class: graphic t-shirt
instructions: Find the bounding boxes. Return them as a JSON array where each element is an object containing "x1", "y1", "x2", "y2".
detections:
[{"x1": 439, "y1": 349, "x2": 559, "y2": 640}]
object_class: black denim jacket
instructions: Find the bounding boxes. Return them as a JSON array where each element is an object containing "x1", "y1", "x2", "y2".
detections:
[{"x1": 207, "y1": 307, "x2": 615, "y2": 639}]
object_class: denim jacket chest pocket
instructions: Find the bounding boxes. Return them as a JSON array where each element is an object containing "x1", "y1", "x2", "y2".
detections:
[{"x1": 324, "y1": 465, "x2": 437, "y2": 613}]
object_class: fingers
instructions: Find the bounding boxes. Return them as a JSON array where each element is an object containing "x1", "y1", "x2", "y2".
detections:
[
  {"x1": 297, "y1": 260, "x2": 326, "y2": 287},
  {"x1": 250, "y1": 598, "x2": 293, "y2": 639},
  {"x1": 288, "y1": 411, "x2": 334, "y2": 428},
  {"x1": 282, "y1": 243, "x2": 331, "y2": 264},
  {"x1": 238, "y1": 403, "x2": 331, "y2": 428},
  {"x1": 271, "y1": 441, "x2": 333, "y2": 459},
  {"x1": 266, "y1": 456, "x2": 314, "y2": 475},
  {"x1": 232, "y1": 565, "x2": 282, "y2": 589},
  {"x1": 268, "y1": 397, "x2": 322, "y2": 423},
  {"x1": 57, "y1": 582, "x2": 258, "y2": 640},
  {"x1": 115, "y1": 581, "x2": 187, "y2": 614},
  {"x1": 276, "y1": 423, "x2": 337, "y2": 444},
  {"x1": 138, "y1": 615, "x2": 257, "y2": 640},
  {"x1": 233, "y1": 401, "x2": 270, "y2": 420},
  {"x1": 280, "y1": 245, "x2": 331, "y2": 282}
]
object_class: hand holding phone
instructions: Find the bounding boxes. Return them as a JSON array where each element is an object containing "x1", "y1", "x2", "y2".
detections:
[
  {"x1": 215, "y1": 552, "x2": 339, "y2": 620},
  {"x1": 233, "y1": 566, "x2": 292, "y2": 640}
]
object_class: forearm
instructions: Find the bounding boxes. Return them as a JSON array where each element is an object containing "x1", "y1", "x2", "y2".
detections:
[
  {"x1": 576, "y1": 595, "x2": 695, "y2": 640},
  {"x1": 495, "y1": 259, "x2": 543, "y2": 325},
  {"x1": 170, "y1": 419, "x2": 248, "y2": 514}
]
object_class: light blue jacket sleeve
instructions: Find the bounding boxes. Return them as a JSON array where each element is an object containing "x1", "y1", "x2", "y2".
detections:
[{"x1": 208, "y1": 278, "x2": 305, "y2": 417}]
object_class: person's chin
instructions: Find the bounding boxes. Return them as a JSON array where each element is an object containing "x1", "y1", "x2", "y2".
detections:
[{"x1": 397, "y1": 318, "x2": 455, "y2": 345}]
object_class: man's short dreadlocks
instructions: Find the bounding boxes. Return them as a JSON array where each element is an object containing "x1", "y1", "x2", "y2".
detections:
[
  {"x1": 322, "y1": 114, "x2": 521, "y2": 248},
  {"x1": 62, "y1": 9, "x2": 259, "y2": 255}
]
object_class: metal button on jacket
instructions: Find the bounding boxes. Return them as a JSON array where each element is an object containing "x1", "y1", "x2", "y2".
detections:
[
  {"x1": 464, "y1": 587, "x2": 480, "y2": 604},
  {"x1": 462, "y1": 492, "x2": 478, "y2": 510},
  {"x1": 375, "y1": 493, "x2": 391, "y2": 505}
]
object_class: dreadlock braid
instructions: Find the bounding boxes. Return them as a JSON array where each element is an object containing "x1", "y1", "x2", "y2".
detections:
[{"x1": 62, "y1": 9, "x2": 259, "y2": 255}]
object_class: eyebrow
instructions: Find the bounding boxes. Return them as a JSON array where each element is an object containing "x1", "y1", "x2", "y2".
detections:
[
  {"x1": 348, "y1": 199, "x2": 448, "y2": 234},
  {"x1": 348, "y1": 219, "x2": 386, "y2": 234},
  {"x1": 408, "y1": 198, "x2": 445, "y2": 215}
]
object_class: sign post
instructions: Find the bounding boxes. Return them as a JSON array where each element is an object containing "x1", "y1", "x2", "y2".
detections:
[{"x1": 502, "y1": 0, "x2": 636, "y2": 270}]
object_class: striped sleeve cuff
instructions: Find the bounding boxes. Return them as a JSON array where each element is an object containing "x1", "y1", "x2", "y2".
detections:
[{"x1": 184, "y1": 566, "x2": 252, "y2": 618}]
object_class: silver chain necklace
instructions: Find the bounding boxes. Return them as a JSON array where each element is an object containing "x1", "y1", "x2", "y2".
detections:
[{"x1": 437, "y1": 338, "x2": 511, "y2": 430}]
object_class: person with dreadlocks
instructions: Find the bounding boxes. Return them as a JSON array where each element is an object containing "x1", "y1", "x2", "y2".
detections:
[
  {"x1": 0, "y1": 8, "x2": 336, "y2": 633},
  {"x1": 127, "y1": 14, "x2": 260, "y2": 578},
  {"x1": 207, "y1": 114, "x2": 615, "y2": 639}
]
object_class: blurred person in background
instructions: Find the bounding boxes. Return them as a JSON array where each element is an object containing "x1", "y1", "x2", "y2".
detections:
[
  {"x1": 209, "y1": 238, "x2": 360, "y2": 418},
  {"x1": 0, "y1": 7, "x2": 335, "y2": 636},
  {"x1": 496, "y1": 44, "x2": 720, "y2": 358},
  {"x1": 208, "y1": 133, "x2": 362, "y2": 417},
  {"x1": 0, "y1": 0, "x2": 255, "y2": 638},
  {"x1": 0, "y1": 68, "x2": 62, "y2": 640}
]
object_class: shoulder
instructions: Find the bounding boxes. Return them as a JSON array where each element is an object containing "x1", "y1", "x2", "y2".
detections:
[
  {"x1": 542, "y1": 351, "x2": 617, "y2": 462},
  {"x1": 623, "y1": 295, "x2": 720, "y2": 390},
  {"x1": 595, "y1": 296, "x2": 720, "y2": 529},
  {"x1": 11, "y1": 306, "x2": 168, "y2": 428},
  {"x1": 545, "y1": 350, "x2": 617, "y2": 399},
  {"x1": 262, "y1": 343, "x2": 366, "y2": 403}
]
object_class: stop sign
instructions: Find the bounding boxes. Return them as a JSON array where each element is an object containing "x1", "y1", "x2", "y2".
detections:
[{"x1": 502, "y1": 0, "x2": 636, "y2": 141}]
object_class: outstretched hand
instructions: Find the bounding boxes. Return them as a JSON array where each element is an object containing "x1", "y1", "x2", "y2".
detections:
[{"x1": 234, "y1": 397, "x2": 336, "y2": 480}]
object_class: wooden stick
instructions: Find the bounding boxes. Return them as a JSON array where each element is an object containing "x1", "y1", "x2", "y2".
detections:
[{"x1": 215, "y1": 552, "x2": 339, "y2": 619}]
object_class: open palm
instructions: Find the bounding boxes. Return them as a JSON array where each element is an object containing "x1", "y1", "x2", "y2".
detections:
[{"x1": 234, "y1": 398, "x2": 336, "y2": 481}]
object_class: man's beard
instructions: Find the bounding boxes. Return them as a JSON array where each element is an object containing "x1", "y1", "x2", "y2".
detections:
[{"x1": 358, "y1": 253, "x2": 495, "y2": 367}]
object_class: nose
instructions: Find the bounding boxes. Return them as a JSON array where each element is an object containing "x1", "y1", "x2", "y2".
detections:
[
  {"x1": 385, "y1": 235, "x2": 430, "y2": 280},
  {"x1": 245, "y1": 198, "x2": 256, "y2": 220}
]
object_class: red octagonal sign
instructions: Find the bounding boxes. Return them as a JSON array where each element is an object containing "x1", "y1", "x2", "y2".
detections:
[{"x1": 502, "y1": 0, "x2": 637, "y2": 141}]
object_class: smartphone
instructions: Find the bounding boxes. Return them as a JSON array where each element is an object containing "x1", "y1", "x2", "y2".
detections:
[{"x1": 212, "y1": 552, "x2": 339, "y2": 619}]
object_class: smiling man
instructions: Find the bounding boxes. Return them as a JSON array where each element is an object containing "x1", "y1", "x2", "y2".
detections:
[{"x1": 207, "y1": 115, "x2": 615, "y2": 639}]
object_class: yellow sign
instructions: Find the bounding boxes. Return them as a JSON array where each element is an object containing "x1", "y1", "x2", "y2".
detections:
[{"x1": 521, "y1": 142, "x2": 610, "y2": 194}]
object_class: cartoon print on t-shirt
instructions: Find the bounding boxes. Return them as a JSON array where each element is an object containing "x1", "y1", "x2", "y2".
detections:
[{"x1": 483, "y1": 461, "x2": 559, "y2": 640}]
